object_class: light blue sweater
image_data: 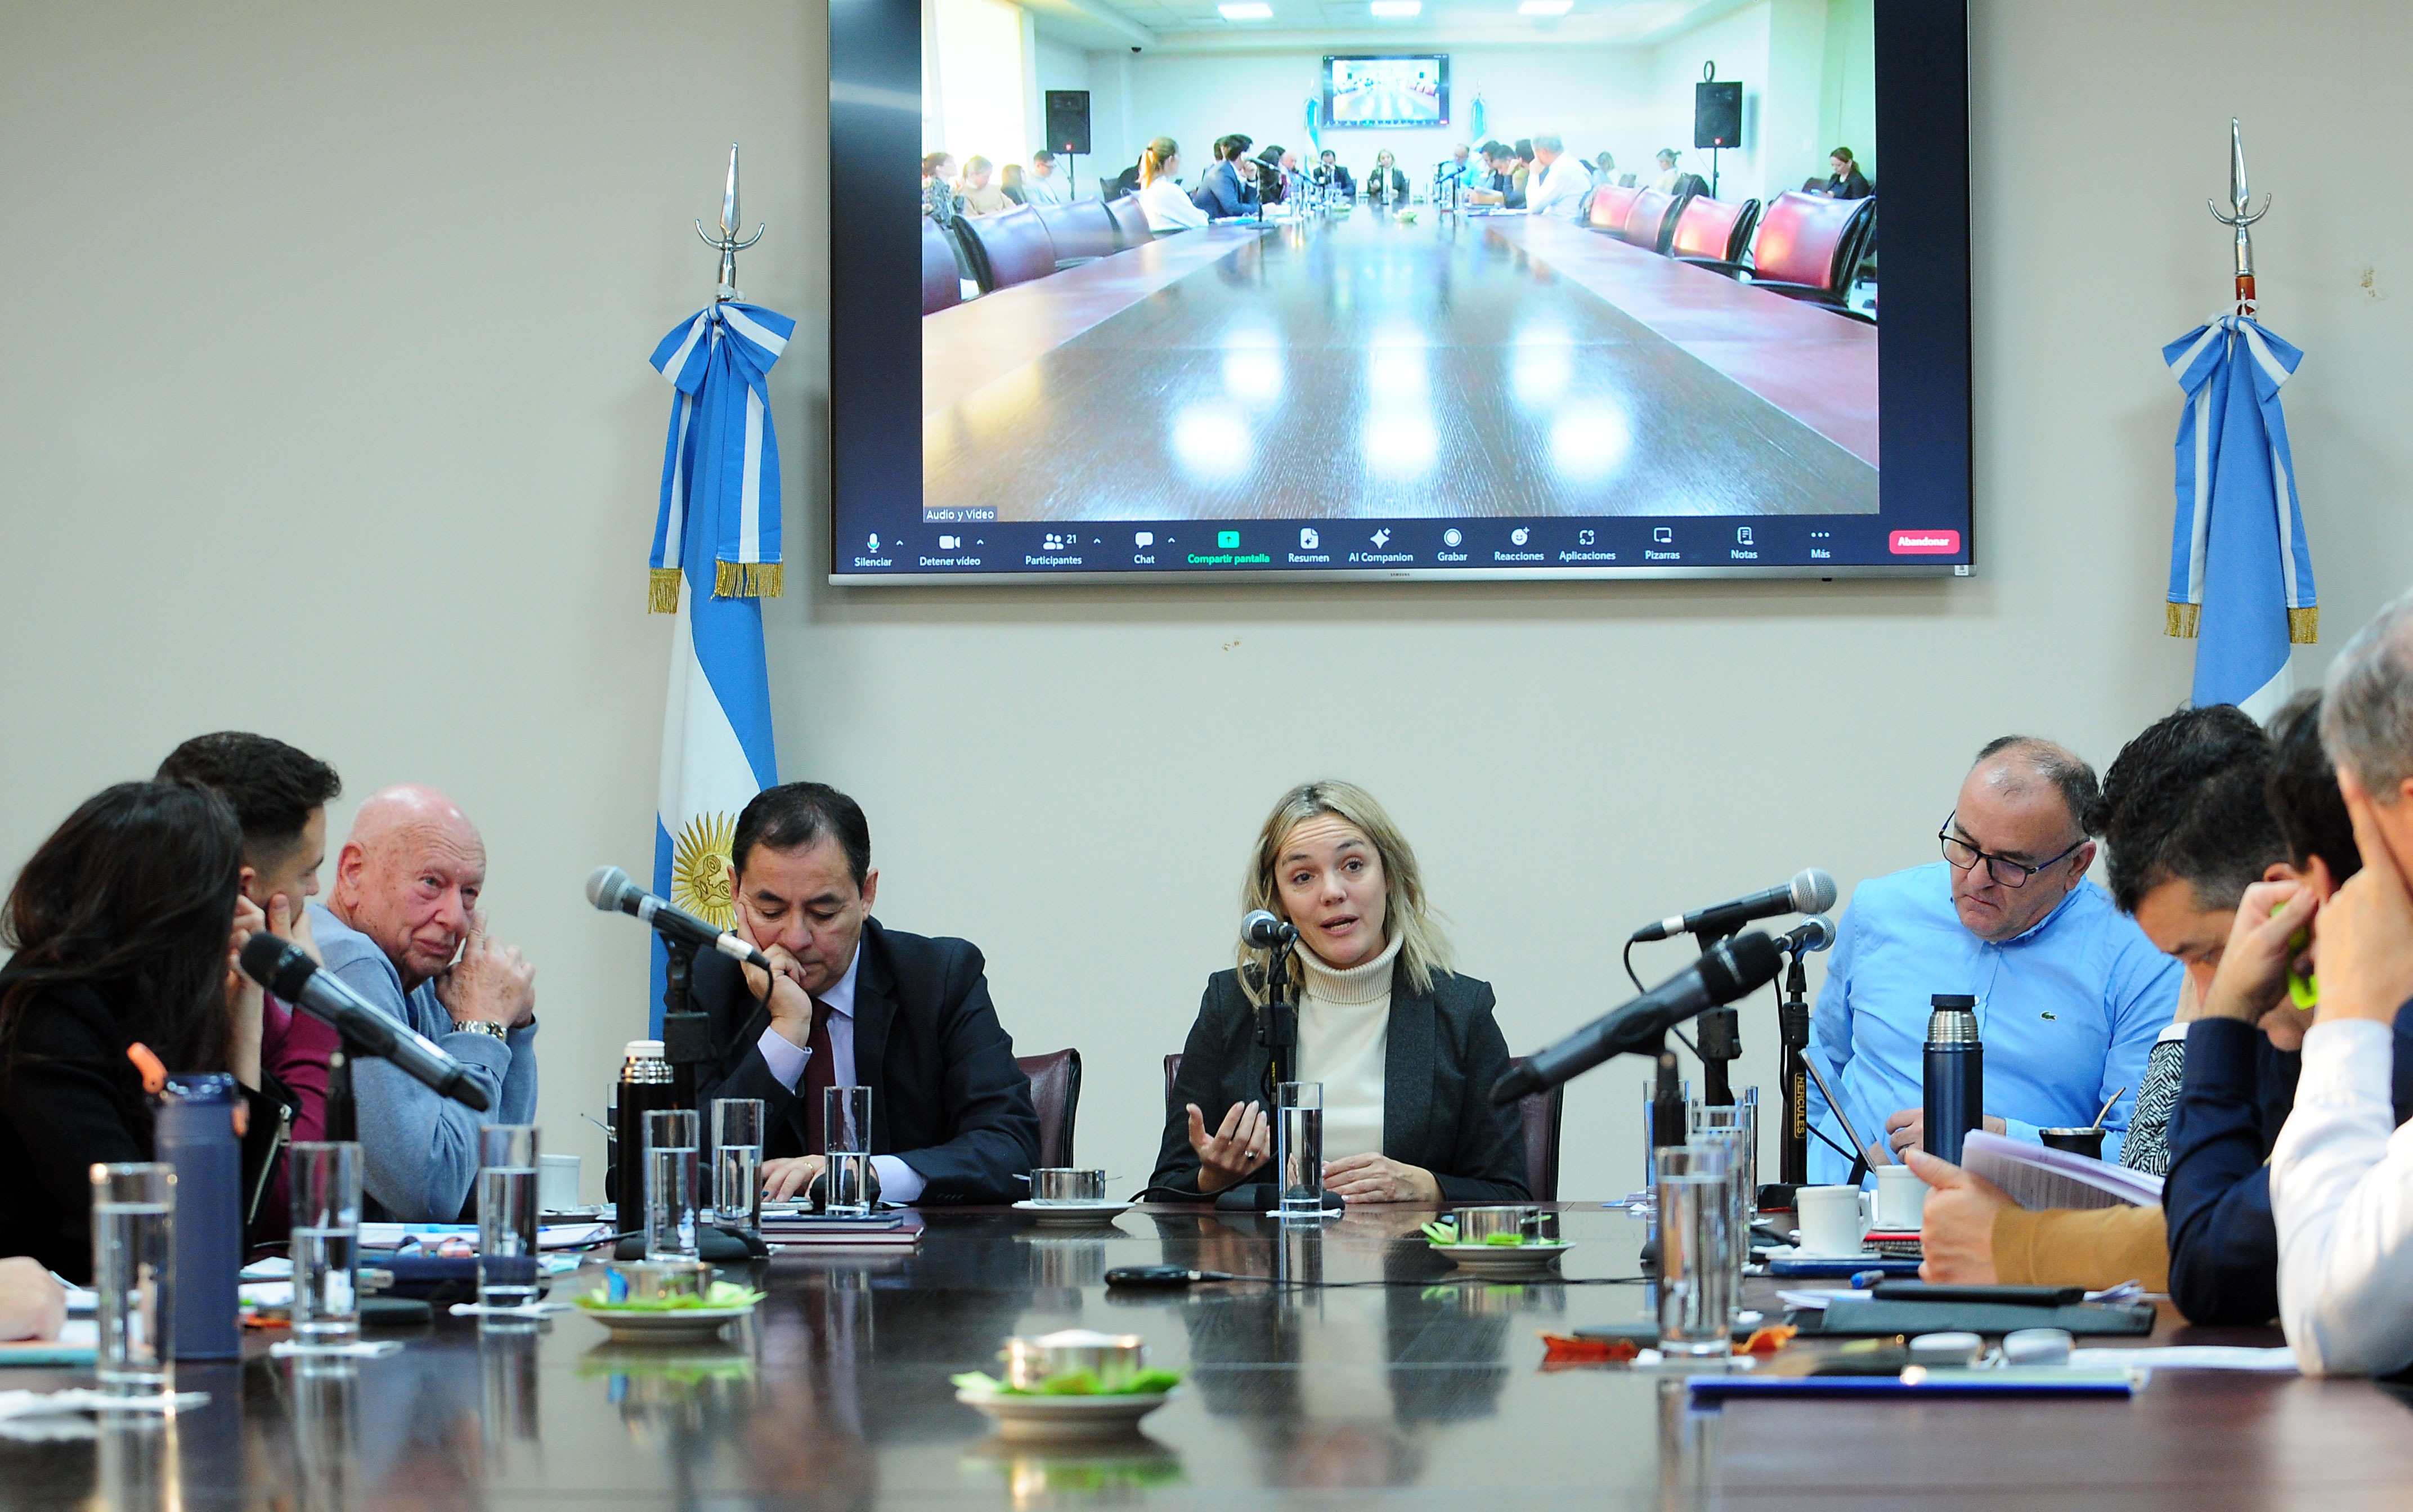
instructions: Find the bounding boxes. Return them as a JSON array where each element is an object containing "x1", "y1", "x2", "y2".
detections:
[{"x1": 311, "y1": 903, "x2": 539, "y2": 1221}]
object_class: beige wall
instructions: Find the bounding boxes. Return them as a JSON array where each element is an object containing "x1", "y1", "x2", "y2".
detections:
[{"x1": 4, "y1": 1, "x2": 2410, "y2": 1204}]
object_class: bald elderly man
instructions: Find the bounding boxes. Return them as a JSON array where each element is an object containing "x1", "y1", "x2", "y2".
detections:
[
  {"x1": 1805, "y1": 737, "x2": 2181, "y2": 1182},
  {"x1": 311, "y1": 786, "x2": 537, "y2": 1220}
]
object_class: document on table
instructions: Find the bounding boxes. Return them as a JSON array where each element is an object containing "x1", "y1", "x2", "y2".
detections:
[{"x1": 1960, "y1": 1131, "x2": 2164, "y2": 1210}]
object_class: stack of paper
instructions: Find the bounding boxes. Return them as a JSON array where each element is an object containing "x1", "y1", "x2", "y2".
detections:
[
  {"x1": 1960, "y1": 1131, "x2": 2163, "y2": 1211},
  {"x1": 757, "y1": 1210, "x2": 922, "y2": 1249}
]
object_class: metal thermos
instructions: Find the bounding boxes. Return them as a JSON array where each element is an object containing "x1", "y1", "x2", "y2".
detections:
[
  {"x1": 155, "y1": 1072, "x2": 242, "y2": 1360},
  {"x1": 615, "y1": 1040, "x2": 676, "y2": 1241},
  {"x1": 1922, "y1": 995, "x2": 1984, "y2": 1167}
]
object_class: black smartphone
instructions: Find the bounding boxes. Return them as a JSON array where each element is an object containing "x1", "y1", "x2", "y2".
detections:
[
  {"x1": 1105, "y1": 1265, "x2": 1236, "y2": 1288},
  {"x1": 1869, "y1": 1281, "x2": 2084, "y2": 1307}
]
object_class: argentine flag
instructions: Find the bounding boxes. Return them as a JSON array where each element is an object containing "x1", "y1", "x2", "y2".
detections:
[
  {"x1": 2164, "y1": 313, "x2": 2318, "y2": 721},
  {"x1": 646, "y1": 300, "x2": 792, "y2": 1025}
]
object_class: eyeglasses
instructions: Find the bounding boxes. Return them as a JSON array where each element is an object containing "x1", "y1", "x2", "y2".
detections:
[{"x1": 1937, "y1": 813, "x2": 2086, "y2": 889}]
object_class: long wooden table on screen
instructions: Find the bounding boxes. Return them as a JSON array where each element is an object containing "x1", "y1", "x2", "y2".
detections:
[
  {"x1": 921, "y1": 209, "x2": 1879, "y2": 523},
  {"x1": 11, "y1": 1204, "x2": 2410, "y2": 1509}
]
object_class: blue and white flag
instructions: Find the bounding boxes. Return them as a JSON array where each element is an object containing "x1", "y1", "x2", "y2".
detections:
[
  {"x1": 2164, "y1": 313, "x2": 2318, "y2": 720},
  {"x1": 645, "y1": 300, "x2": 792, "y2": 1025}
]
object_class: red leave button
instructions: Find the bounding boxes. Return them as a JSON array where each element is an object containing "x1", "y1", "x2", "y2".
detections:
[{"x1": 1889, "y1": 529, "x2": 1962, "y2": 555}]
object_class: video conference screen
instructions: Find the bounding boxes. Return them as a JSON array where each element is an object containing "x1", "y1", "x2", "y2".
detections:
[
  {"x1": 832, "y1": 0, "x2": 1970, "y2": 582},
  {"x1": 1325, "y1": 56, "x2": 1448, "y2": 128}
]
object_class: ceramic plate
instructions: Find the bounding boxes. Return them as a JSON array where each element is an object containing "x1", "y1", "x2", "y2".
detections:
[
  {"x1": 1011, "y1": 1200, "x2": 1135, "y2": 1227},
  {"x1": 1429, "y1": 1241, "x2": 1572, "y2": 1275},
  {"x1": 955, "y1": 1386, "x2": 1178, "y2": 1442},
  {"x1": 575, "y1": 1303, "x2": 755, "y2": 1341}
]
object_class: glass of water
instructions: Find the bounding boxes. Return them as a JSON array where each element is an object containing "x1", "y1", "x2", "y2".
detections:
[
  {"x1": 823, "y1": 1086, "x2": 873, "y2": 1218},
  {"x1": 1687, "y1": 1110, "x2": 1755, "y2": 1311},
  {"x1": 711, "y1": 1098, "x2": 765, "y2": 1229},
  {"x1": 476, "y1": 1125, "x2": 541, "y2": 1312},
  {"x1": 289, "y1": 1142, "x2": 361, "y2": 1352},
  {"x1": 1276, "y1": 1081, "x2": 1325, "y2": 1219},
  {"x1": 644, "y1": 1109, "x2": 701, "y2": 1260},
  {"x1": 90, "y1": 1162, "x2": 174, "y2": 1397},
  {"x1": 1654, "y1": 1143, "x2": 1734, "y2": 1358}
]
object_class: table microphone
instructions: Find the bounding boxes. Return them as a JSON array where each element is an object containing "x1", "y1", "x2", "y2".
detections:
[
  {"x1": 586, "y1": 865, "x2": 773, "y2": 970},
  {"x1": 1241, "y1": 909, "x2": 1298, "y2": 948},
  {"x1": 238, "y1": 936, "x2": 492, "y2": 1112},
  {"x1": 1630, "y1": 868, "x2": 1837, "y2": 943},
  {"x1": 1492, "y1": 931, "x2": 1784, "y2": 1103}
]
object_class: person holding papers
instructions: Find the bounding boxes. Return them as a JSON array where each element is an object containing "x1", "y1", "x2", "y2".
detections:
[{"x1": 1806, "y1": 737, "x2": 2178, "y2": 1182}]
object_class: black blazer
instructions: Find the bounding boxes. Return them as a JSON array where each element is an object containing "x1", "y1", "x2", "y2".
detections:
[
  {"x1": 0, "y1": 969, "x2": 294, "y2": 1282},
  {"x1": 1366, "y1": 167, "x2": 1410, "y2": 205},
  {"x1": 692, "y1": 918, "x2": 1040, "y2": 1204},
  {"x1": 1148, "y1": 961, "x2": 1530, "y2": 1203}
]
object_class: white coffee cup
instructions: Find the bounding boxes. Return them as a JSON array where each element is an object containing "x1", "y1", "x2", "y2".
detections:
[
  {"x1": 1794, "y1": 1184, "x2": 1865, "y2": 1257},
  {"x1": 539, "y1": 1152, "x2": 581, "y2": 1211},
  {"x1": 1873, "y1": 1164, "x2": 1928, "y2": 1231}
]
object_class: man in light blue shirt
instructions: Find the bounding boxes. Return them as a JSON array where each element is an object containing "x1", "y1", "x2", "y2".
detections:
[{"x1": 1806, "y1": 737, "x2": 2180, "y2": 1182}]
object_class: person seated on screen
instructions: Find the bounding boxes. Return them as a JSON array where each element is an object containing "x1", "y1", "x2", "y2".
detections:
[
  {"x1": 1806, "y1": 737, "x2": 2179, "y2": 1183},
  {"x1": 921, "y1": 152, "x2": 959, "y2": 221},
  {"x1": 1463, "y1": 143, "x2": 1524, "y2": 210},
  {"x1": 1131, "y1": 136, "x2": 1207, "y2": 233},
  {"x1": 1650, "y1": 147, "x2": 1683, "y2": 194},
  {"x1": 0, "y1": 1257, "x2": 65, "y2": 1343},
  {"x1": 0, "y1": 782, "x2": 299, "y2": 1283},
  {"x1": 1251, "y1": 145, "x2": 1289, "y2": 205},
  {"x1": 1364, "y1": 149, "x2": 1409, "y2": 208},
  {"x1": 998, "y1": 162, "x2": 1027, "y2": 206},
  {"x1": 956, "y1": 156, "x2": 1010, "y2": 217},
  {"x1": 1022, "y1": 149, "x2": 1069, "y2": 205},
  {"x1": 1906, "y1": 705, "x2": 2288, "y2": 1290},
  {"x1": 1593, "y1": 150, "x2": 1616, "y2": 181},
  {"x1": 1148, "y1": 780, "x2": 1529, "y2": 1205},
  {"x1": 1510, "y1": 139, "x2": 1535, "y2": 199},
  {"x1": 1446, "y1": 142, "x2": 1480, "y2": 191},
  {"x1": 1822, "y1": 147, "x2": 1872, "y2": 200},
  {"x1": 1523, "y1": 133, "x2": 1592, "y2": 222},
  {"x1": 695, "y1": 782, "x2": 1040, "y2": 1205},
  {"x1": 1192, "y1": 134, "x2": 1259, "y2": 220},
  {"x1": 1313, "y1": 149, "x2": 1354, "y2": 199}
]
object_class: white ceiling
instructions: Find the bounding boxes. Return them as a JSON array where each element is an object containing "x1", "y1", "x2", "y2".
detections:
[{"x1": 1025, "y1": 0, "x2": 1750, "y2": 55}]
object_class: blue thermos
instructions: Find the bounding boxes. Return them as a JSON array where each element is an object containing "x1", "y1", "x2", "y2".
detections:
[
  {"x1": 1922, "y1": 995, "x2": 1984, "y2": 1168},
  {"x1": 155, "y1": 1072, "x2": 243, "y2": 1360}
]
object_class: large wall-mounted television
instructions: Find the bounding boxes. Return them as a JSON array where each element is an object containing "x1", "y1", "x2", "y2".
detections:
[
  {"x1": 833, "y1": 0, "x2": 1970, "y2": 582},
  {"x1": 1324, "y1": 55, "x2": 1449, "y2": 128}
]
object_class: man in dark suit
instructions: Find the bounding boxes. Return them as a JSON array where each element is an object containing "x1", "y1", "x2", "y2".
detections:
[
  {"x1": 1313, "y1": 149, "x2": 1354, "y2": 199},
  {"x1": 692, "y1": 782, "x2": 1039, "y2": 1205},
  {"x1": 1191, "y1": 134, "x2": 1258, "y2": 219}
]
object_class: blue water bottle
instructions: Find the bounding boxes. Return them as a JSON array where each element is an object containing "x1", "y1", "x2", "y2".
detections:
[
  {"x1": 155, "y1": 1073, "x2": 243, "y2": 1360},
  {"x1": 1922, "y1": 995, "x2": 1984, "y2": 1168}
]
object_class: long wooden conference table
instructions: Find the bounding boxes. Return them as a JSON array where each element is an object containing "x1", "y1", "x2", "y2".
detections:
[
  {"x1": 922, "y1": 209, "x2": 1879, "y2": 524},
  {"x1": 8, "y1": 1203, "x2": 2411, "y2": 1509}
]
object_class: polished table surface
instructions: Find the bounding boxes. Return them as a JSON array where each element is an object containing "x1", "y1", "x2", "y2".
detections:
[
  {"x1": 7, "y1": 1204, "x2": 2411, "y2": 1510},
  {"x1": 922, "y1": 210, "x2": 1879, "y2": 524}
]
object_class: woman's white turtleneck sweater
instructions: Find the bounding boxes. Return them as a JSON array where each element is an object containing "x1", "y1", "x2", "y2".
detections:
[{"x1": 1295, "y1": 932, "x2": 1402, "y2": 1162}]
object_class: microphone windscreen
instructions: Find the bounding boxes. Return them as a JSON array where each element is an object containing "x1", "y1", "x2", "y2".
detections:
[
  {"x1": 1800, "y1": 914, "x2": 1837, "y2": 953},
  {"x1": 1240, "y1": 909, "x2": 1284, "y2": 948},
  {"x1": 1792, "y1": 868, "x2": 1839, "y2": 914},
  {"x1": 238, "y1": 933, "x2": 316, "y2": 1002},
  {"x1": 586, "y1": 865, "x2": 633, "y2": 912},
  {"x1": 1707, "y1": 931, "x2": 1786, "y2": 1002}
]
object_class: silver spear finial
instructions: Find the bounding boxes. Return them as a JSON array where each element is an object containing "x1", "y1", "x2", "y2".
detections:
[
  {"x1": 2207, "y1": 117, "x2": 2271, "y2": 284},
  {"x1": 696, "y1": 143, "x2": 766, "y2": 300}
]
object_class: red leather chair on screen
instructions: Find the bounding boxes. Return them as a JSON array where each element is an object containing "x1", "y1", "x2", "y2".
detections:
[
  {"x1": 1102, "y1": 194, "x2": 1155, "y2": 249},
  {"x1": 1586, "y1": 183, "x2": 1642, "y2": 234},
  {"x1": 1618, "y1": 187, "x2": 1692, "y2": 255},
  {"x1": 955, "y1": 205, "x2": 1061, "y2": 294},
  {"x1": 921, "y1": 217, "x2": 963, "y2": 316},
  {"x1": 1033, "y1": 199, "x2": 1119, "y2": 267},
  {"x1": 1667, "y1": 195, "x2": 1761, "y2": 267},
  {"x1": 1740, "y1": 190, "x2": 1876, "y2": 317}
]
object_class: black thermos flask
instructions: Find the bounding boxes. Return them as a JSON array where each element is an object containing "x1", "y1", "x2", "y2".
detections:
[
  {"x1": 615, "y1": 1039, "x2": 676, "y2": 1243},
  {"x1": 1922, "y1": 994, "x2": 1983, "y2": 1166}
]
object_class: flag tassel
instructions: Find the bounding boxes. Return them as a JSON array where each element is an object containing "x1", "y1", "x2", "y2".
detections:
[
  {"x1": 714, "y1": 560, "x2": 784, "y2": 599},
  {"x1": 2290, "y1": 606, "x2": 2318, "y2": 644},
  {"x1": 648, "y1": 568, "x2": 683, "y2": 615},
  {"x1": 2167, "y1": 602, "x2": 2200, "y2": 639}
]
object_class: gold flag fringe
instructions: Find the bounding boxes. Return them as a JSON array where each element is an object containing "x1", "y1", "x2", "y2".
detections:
[
  {"x1": 2166, "y1": 602, "x2": 2200, "y2": 639},
  {"x1": 714, "y1": 560, "x2": 784, "y2": 599},
  {"x1": 2290, "y1": 606, "x2": 2319, "y2": 644},
  {"x1": 648, "y1": 568, "x2": 683, "y2": 615}
]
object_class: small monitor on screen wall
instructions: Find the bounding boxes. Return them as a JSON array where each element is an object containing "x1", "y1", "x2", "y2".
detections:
[{"x1": 1324, "y1": 56, "x2": 1449, "y2": 128}]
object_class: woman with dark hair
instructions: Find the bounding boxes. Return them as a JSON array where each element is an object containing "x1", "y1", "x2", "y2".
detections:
[
  {"x1": 1822, "y1": 146, "x2": 1872, "y2": 199},
  {"x1": 0, "y1": 782, "x2": 295, "y2": 1281}
]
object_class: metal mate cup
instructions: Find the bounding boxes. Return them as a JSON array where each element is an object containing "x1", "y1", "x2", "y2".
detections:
[
  {"x1": 1000, "y1": 1329, "x2": 1149, "y2": 1392},
  {"x1": 1454, "y1": 1205, "x2": 1539, "y2": 1243},
  {"x1": 1028, "y1": 1168, "x2": 1107, "y2": 1204},
  {"x1": 603, "y1": 1258, "x2": 712, "y2": 1305}
]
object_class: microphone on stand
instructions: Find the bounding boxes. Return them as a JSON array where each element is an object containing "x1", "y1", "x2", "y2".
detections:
[
  {"x1": 1240, "y1": 909, "x2": 1298, "y2": 948},
  {"x1": 586, "y1": 865, "x2": 772, "y2": 971},
  {"x1": 239, "y1": 936, "x2": 492, "y2": 1112},
  {"x1": 1775, "y1": 914, "x2": 1838, "y2": 955},
  {"x1": 1492, "y1": 932, "x2": 1785, "y2": 1104},
  {"x1": 1630, "y1": 868, "x2": 1837, "y2": 943}
]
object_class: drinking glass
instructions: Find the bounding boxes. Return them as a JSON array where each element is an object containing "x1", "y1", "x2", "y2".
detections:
[
  {"x1": 91, "y1": 1163, "x2": 174, "y2": 1397},
  {"x1": 644, "y1": 1109, "x2": 701, "y2": 1259},
  {"x1": 1687, "y1": 1112, "x2": 1753, "y2": 1312},
  {"x1": 1654, "y1": 1143, "x2": 1734, "y2": 1358},
  {"x1": 476, "y1": 1125, "x2": 541, "y2": 1312},
  {"x1": 1638, "y1": 1079, "x2": 1693, "y2": 1191},
  {"x1": 823, "y1": 1086, "x2": 873, "y2": 1218},
  {"x1": 1276, "y1": 1082, "x2": 1325, "y2": 1219},
  {"x1": 711, "y1": 1098, "x2": 766, "y2": 1228},
  {"x1": 289, "y1": 1142, "x2": 362, "y2": 1352}
]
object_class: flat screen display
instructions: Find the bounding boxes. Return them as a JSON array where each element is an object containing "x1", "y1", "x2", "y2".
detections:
[
  {"x1": 1324, "y1": 55, "x2": 1448, "y2": 128},
  {"x1": 835, "y1": 0, "x2": 1970, "y2": 581}
]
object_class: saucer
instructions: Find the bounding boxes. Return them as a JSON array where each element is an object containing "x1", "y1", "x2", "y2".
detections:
[
  {"x1": 1429, "y1": 1240, "x2": 1572, "y2": 1276},
  {"x1": 955, "y1": 1385, "x2": 1177, "y2": 1442},
  {"x1": 1012, "y1": 1200, "x2": 1134, "y2": 1227}
]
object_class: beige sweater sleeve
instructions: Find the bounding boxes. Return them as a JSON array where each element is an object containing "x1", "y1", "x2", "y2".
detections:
[{"x1": 1990, "y1": 1204, "x2": 2170, "y2": 1291}]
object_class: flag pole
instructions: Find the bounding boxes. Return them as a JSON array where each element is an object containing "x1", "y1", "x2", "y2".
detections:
[
  {"x1": 2208, "y1": 118, "x2": 2270, "y2": 315},
  {"x1": 696, "y1": 143, "x2": 766, "y2": 302}
]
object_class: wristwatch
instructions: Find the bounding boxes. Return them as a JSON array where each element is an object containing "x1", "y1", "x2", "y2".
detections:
[{"x1": 451, "y1": 1019, "x2": 509, "y2": 1042}]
